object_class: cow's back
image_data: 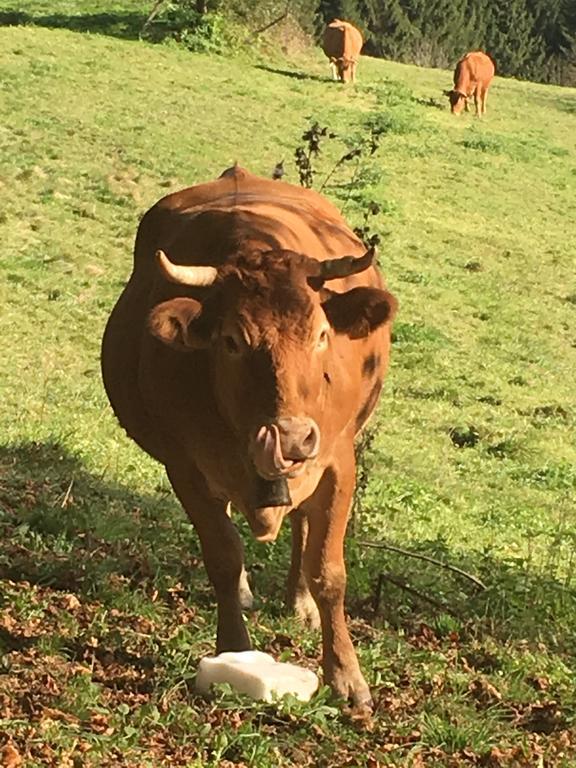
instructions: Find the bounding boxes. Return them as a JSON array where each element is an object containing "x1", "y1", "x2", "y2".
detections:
[
  {"x1": 322, "y1": 20, "x2": 363, "y2": 61},
  {"x1": 455, "y1": 51, "x2": 495, "y2": 87},
  {"x1": 132, "y1": 166, "x2": 367, "y2": 279}
]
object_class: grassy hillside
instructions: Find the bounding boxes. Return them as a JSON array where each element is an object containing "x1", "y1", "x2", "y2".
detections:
[{"x1": 0, "y1": 7, "x2": 576, "y2": 766}]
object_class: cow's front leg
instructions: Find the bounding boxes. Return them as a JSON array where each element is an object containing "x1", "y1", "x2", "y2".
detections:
[
  {"x1": 301, "y1": 449, "x2": 372, "y2": 709},
  {"x1": 167, "y1": 462, "x2": 251, "y2": 653}
]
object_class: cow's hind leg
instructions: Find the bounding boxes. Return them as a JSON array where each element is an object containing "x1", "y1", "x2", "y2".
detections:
[
  {"x1": 474, "y1": 87, "x2": 480, "y2": 116},
  {"x1": 225, "y1": 503, "x2": 253, "y2": 610},
  {"x1": 238, "y1": 566, "x2": 254, "y2": 610},
  {"x1": 287, "y1": 509, "x2": 320, "y2": 628},
  {"x1": 167, "y1": 462, "x2": 251, "y2": 653},
  {"x1": 301, "y1": 447, "x2": 372, "y2": 709},
  {"x1": 480, "y1": 87, "x2": 489, "y2": 116}
]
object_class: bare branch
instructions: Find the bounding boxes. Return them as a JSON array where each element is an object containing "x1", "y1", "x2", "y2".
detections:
[
  {"x1": 244, "y1": 1, "x2": 292, "y2": 43},
  {"x1": 60, "y1": 478, "x2": 74, "y2": 508},
  {"x1": 140, "y1": 0, "x2": 168, "y2": 38},
  {"x1": 358, "y1": 539, "x2": 487, "y2": 591},
  {"x1": 377, "y1": 572, "x2": 461, "y2": 617}
]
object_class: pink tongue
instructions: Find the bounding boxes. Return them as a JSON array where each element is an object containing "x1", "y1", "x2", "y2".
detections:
[{"x1": 256, "y1": 425, "x2": 294, "y2": 475}]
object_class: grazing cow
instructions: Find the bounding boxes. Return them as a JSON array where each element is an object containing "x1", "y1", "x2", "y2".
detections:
[
  {"x1": 322, "y1": 19, "x2": 363, "y2": 83},
  {"x1": 445, "y1": 51, "x2": 495, "y2": 116},
  {"x1": 101, "y1": 166, "x2": 397, "y2": 708}
]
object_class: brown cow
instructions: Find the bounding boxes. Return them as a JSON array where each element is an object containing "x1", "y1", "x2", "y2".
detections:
[
  {"x1": 322, "y1": 19, "x2": 363, "y2": 83},
  {"x1": 101, "y1": 165, "x2": 397, "y2": 708},
  {"x1": 445, "y1": 51, "x2": 495, "y2": 116}
]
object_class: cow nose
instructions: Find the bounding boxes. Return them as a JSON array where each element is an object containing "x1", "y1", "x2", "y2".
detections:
[{"x1": 276, "y1": 417, "x2": 320, "y2": 460}]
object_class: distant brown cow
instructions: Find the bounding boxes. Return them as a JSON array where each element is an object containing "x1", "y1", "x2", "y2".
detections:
[
  {"x1": 445, "y1": 51, "x2": 495, "y2": 116},
  {"x1": 101, "y1": 166, "x2": 397, "y2": 709},
  {"x1": 322, "y1": 19, "x2": 363, "y2": 83}
]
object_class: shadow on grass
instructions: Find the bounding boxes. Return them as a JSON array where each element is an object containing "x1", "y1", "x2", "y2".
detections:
[
  {"x1": 0, "y1": 10, "x2": 146, "y2": 40},
  {"x1": 531, "y1": 90, "x2": 576, "y2": 116},
  {"x1": 556, "y1": 96, "x2": 576, "y2": 115},
  {"x1": 1, "y1": 440, "x2": 575, "y2": 656},
  {"x1": 254, "y1": 64, "x2": 326, "y2": 83},
  {"x1": 347, "y1": 533, "x2": 576, "y2": 656},
  {"x1": 0, "y1": 440, "x2": 200, "y2": 595},
  {"x1": 412, "y1": 95, "x2": 445, "y2": 110}
]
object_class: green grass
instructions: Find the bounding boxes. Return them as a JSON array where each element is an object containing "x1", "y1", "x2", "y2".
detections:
[{"x1": 1, "y1": 4, "x2": 576, "y2": 765}]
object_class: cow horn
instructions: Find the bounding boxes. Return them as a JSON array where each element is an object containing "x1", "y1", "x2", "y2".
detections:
[
  {"x1": 314, "y1": 247, "x2": 376, "y2": 280},
  {"x1": 156, "y1": 250, "x2": 218, "y2": 287}
]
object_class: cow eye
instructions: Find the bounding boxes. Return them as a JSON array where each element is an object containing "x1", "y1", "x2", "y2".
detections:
[{"x1": 317, "y1": 328, "x2": 329, "y2": 349}]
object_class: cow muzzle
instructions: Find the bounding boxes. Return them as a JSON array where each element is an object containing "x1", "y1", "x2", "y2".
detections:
[{"x1": 252, "y1": 417, "x2": 320, "y2": 481}]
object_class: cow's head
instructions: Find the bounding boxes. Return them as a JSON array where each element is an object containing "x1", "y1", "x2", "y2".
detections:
[
  {"x1": 148, "y1": 247, "x2": 396, "y2": 538},
  {"x1": 444, "y1": 89, "x2": 468, "y2": 114}
]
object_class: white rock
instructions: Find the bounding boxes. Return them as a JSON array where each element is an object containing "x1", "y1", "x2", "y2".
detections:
[{"x1": 195, "y1": 650, "x2": 319, "y2": 702}]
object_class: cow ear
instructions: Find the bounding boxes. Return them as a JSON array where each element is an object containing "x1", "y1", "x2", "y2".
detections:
[
  {"x1": 443, "y1": 89, "x2": 452, "y2": 97},
  {"x1": 148, "y1": 297, "x2": 212, "y2": 350},
  {"x1": 322, "y1": 287, "x2": 397, "y2": 339}
]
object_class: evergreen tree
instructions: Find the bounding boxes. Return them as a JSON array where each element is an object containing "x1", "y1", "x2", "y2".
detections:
[
  {"x1": 357, "y1": 0, "x2": 484, "y2": 68},
  {"x1": 317, "y1": 0, "x2": 365, "y2": 29},
  {"x1": 404, "y1": 0, "x2": 479, "y2": 66},
  {"x1": 357, "y1": 0, "x2": 415, "y2": 60},
  {"x1": 337, "y1": 0, "x2": 574, "y2": 83},
  {"x1": 525, "y1": 0, "x2": 576, "y2": 82},
  {"x1": 483, "y1": 0, "x2": 544, "y2": 77}
]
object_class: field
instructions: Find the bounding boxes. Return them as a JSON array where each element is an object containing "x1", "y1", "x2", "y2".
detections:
[{"x1": 1, "y1": 2, "x2": 576, "y2": 766}]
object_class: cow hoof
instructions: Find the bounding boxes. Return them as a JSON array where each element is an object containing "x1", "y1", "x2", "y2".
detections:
[
  {"x1": 216, "y1": 635, "x2": 252, "y2": 654},
  {"x1": 328, "y1": 669, "x2": 372, "y2": 712},
  {"x1": 292, "y1": 591, "x2": 321, "y2": 629},
  {"x1": 239, "y1": 586, "x2": 254, "y2": 610},
  {"x1": 351, "y1": 687, "x2": 373, "y2": 711},
  {"x1": 238, "y1": 568, "x2": 254, "y2": 610}
]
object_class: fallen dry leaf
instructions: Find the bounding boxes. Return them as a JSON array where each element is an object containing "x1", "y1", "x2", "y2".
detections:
[
  {"x1": 0, "y1": 743, "x2": 22, "y2": 768},
  {"x1": 529, "y1": 675, "x2": 550, "y2": 692},
  {"x1": 469, "y1": 677, "x2": 502, "y2": 706},
  {"x1": 90, "y1": 713, "x2": 114, "y2": 736},
  {"x1": 61, "y1": 594, "x2": 81, "y2": 611}
]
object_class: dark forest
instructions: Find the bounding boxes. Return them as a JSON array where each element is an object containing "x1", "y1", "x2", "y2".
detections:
[{"x1": 188, "y1": 0, "x2": 576, "y2": 85}]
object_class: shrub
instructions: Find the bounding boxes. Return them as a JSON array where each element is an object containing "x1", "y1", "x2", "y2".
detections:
[{"x1": 142, "y1": 2, "x2": 242, "y2": 54}]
